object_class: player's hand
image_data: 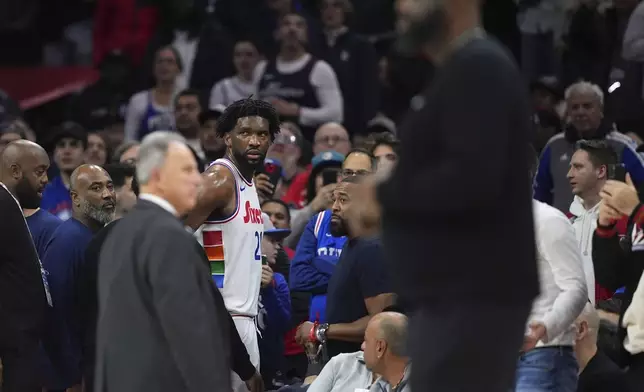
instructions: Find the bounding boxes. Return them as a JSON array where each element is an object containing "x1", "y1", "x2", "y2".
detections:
[
  {"x1": 260, "y1": 265, "x2": 274, "y2": 288},
  {"x1": 245, "y1": 371, "x2": 264, "y2": 392},
  {"x1": 600, "y1": 178, "x2": 639, "y2": 217},
  {"x1": 254, "y1": 173, "x2": 275, "y2": 203},
  {"x1": 522, "y1": 321, "x2": 547, "y2": 352},
  {"x1": 309, "y1": 183, "x2": 335, "y2": 212},
  {"x1": 296, "y1": 321, "x2": 315, "y2": 346}
]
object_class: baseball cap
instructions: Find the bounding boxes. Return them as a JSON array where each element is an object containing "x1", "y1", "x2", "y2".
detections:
[
  {"x1": 262, "y1": 212, "x2": 291, "y2": 240},
  {"x1": 47, "y1": 121, "x2": 88, "y2": 151},
  {"x1": 199, "y1": 105, "x2": 227, "y2": 126},
  {"x1": 312, "y1": 150, "x2": 344, "y2": 169}
]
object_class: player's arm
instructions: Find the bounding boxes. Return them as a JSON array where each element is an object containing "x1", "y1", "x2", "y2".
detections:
[{"x1": 184, "y1": 165, "x2": 236, "y2": 230}]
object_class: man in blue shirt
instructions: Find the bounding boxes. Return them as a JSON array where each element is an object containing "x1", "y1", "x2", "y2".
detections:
[
  {"x1": 41, "y1": 122, "x2": 87, "y2": 220},
  {"x1": 41, "y1": 164, "x2": 115, "y2": 391},
  {"x1": 2, "y1": 136, "x2": 63, "y2": 258}
]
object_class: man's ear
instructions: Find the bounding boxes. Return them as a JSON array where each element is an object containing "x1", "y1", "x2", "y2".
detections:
[
  {"x1": 10, "y1": 163, "x2": 21, "y2": 180},
  {"x1": 598, "y1": 164, "x2": 607, "y2": 180},
  {"x1": 70, "y1": 190, "x2": 80, "y2": 207},
  {"x1": 224, "y1": 133, "x2": 232, "y2": 148}
]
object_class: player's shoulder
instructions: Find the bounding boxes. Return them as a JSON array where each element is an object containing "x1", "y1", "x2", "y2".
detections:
[{"x1": 203, "y1": 160, "x2": 236, "y2": 185}]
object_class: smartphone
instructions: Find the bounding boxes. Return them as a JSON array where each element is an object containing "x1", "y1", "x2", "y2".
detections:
[
  {"x1": 322, "y1": 169, "x2": 339, "y2": 186},
  {"x1": 607, "y1": 164, "x2": 627, "y2": 182},
  {"x1": 260, "y1": 158, "x2": 282, "y2": 195},
  {"x1": 261, "y1": 255, "x2": 268, "y2": 265}
]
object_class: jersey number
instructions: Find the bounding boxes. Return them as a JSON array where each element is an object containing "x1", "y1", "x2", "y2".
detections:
[{"x1": 254, "y1": 231, "x2": 263, "y2": 261}]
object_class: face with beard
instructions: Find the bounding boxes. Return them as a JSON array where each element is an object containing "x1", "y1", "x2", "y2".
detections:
[
  {"x1": 329, "y1": 182, "x2": 354, "y2": 237},
  {"x1": 224, "y1": 116, "x2": 272, "y2": 171},
  {"x1": 395, "y1": 0, "x2": 449, "y2": 56},
  {"x1": 13, "y1": 147, "x2": 51, "y2": 209},
  {"x1": 70, "y1": 165, "x2": 117, "y2": 226}
]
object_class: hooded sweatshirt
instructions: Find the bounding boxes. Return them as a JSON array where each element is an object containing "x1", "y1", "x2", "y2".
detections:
[{"x1": 569, "y1": 195, "x2": 600, "y2": 304}]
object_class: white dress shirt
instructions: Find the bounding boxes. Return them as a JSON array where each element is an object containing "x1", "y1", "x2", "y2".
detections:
[
  {"x1": 529, "y1": 200, "x2": 588, "y2": 347},
  {"x1": 139, "y1": 193, "x2": 178, "y2": 216}
]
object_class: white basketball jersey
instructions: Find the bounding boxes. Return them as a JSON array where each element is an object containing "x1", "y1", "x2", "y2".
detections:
[{"x1": 195, "y1": 158, "x2": 264, "y2": 316}]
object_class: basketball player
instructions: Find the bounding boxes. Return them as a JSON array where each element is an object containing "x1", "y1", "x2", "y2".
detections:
[{"x1": 185, "y1": 98, "x2": 281, "y2": 392}]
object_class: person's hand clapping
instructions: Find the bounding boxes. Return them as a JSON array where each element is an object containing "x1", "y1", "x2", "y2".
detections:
[
  {"x1": 600, "y1": 175, "x2": 639, "y2": 217},
  {"x1": 309, "y1": 183, "x2": 335, "y2": 212},
  {"x1": 260, "y1": 264, "x2": 274, "y2": 289},
  {"x1": 254, "y1": 173, "x2": 275, "y2": 203}
]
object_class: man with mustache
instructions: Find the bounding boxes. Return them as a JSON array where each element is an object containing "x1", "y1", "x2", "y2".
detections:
[
  {"x1": 362, "y1": 0, "x2": 539, "y2": 391},
  {"x1": 186, "y1": 97, "x2": 281, "y2": 392},
  {"x1": 0, "y1": 140, "x2": 51, "y2": 392},
  {"x1": 40, "y1": 164, "x2": 116, "y2": 391}
]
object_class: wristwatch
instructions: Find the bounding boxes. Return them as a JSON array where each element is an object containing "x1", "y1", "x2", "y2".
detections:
[{"x1": 315, "y1": 323, "x2": 329, "y2": 344}]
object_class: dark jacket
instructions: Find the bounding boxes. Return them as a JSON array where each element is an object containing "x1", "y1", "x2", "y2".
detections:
[
  {"x1": 0, "y1": 184, "x2": 47, "y2": 341},
  {"x1": 377, "y1": 38, "x2": 538, "y2": 304},
  {"x1": 313, "y1": 29, "x2": 379, "y2": 136},
  {"x1": 95, "y1": 200, "x2": 231, "y2": 392},
  {"x1": 593, "y1": 202, "x2": 644, "y2": 367}
]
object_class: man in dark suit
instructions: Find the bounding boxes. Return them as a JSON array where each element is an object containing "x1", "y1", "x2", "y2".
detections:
[{"x1": 95, "y1": 131, "x2": 231, "y2": 392}]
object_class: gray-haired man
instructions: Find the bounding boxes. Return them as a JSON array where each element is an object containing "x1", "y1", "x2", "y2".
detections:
[{"x1": 95, "y1": 131, "x2": 231, "y2": 392}]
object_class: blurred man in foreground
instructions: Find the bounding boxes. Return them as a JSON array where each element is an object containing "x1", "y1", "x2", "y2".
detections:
[{"x1": 366, "y1": 0, "x2": 539, "y2": 390}]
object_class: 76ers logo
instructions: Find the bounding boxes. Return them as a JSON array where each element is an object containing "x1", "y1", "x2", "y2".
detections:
[{"x1": 243, "y1": 201, "x2": 263, "y2": 224}]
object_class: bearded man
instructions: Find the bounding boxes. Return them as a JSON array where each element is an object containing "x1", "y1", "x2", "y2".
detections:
[{"x1": 40, "y1": 164, "x2": 116, "y2": 391}]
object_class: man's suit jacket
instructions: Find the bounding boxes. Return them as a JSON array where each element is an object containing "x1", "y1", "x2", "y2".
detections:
[{"x1": 94, "y1": 200, "x2": 231, "y2": 392}]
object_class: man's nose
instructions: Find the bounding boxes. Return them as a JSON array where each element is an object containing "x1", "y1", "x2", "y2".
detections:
[
  {"x1": 249, "y1": 134, "x2": 261, "y2": 146},
  {"x1": 102, "y1": 189, "x2": 114, "y2": 199}
]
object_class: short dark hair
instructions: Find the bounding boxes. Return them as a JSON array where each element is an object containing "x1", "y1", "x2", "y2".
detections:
[
  {"x1": 103, "y1": 163, "x2": 135, "y2": 189},
  {"x1": 216, "y1": 98, "x2": 281, "y2": 141},
  {"x1": 575, "y1": 140, "x2": 618, "y2": 168},
  {"x1": 345, "y1": 148, "x2": 377, "y2": 170},
  {"x1": 174, "y1": 88, "x2": 201, "y2": 107},
  {"x1": 113, "y1": 141, "x2": 139, "y2": 162},
  {"x1": 261, "y1": 199, "x2": 292, "y2": 222},
  {"x1": 368, "y1": 132, "x2": 400, "y2": 155}
]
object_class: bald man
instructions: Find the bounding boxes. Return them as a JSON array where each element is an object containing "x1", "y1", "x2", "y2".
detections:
[
  {"x1": 40, "y1": 164, "x2": 116, "y2": 391},
  {"x1": 0, "y1": 140, "x2": 63, "y2": 261},
  {"x1": 0, "y1": 141, "x2": 51, "y2": 392},
  {"x1": 362, "y1": 312, "x2": 411, "y2": 392}
]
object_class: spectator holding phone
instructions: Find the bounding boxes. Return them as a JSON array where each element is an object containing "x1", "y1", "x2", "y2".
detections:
[
  {"x1": 594, "y1": 175, "x2": 644, "y2": 370},
  {"x1": 258, "y1": 214, "x2": 292, "y2": 389},
  {"x1": 534, "y1": 81, "x2": 644, "y2": 213}
]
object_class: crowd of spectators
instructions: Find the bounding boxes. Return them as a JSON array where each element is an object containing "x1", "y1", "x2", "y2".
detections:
[{"x1": 5, "y1": 0, "x2": 644, "y2": 391}]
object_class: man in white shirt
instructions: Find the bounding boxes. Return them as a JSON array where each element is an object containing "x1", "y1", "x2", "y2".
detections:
[
  {"x1": 567, "y1": 139, "x2": 619, "y2": 304},
  {"x1": 514, "y1": 199, "x2": 588, "y2": 391}
]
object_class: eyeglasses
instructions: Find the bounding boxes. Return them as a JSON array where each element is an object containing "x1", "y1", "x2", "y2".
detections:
[
  {"x1": 341, "y1": 169, "x2": 370, "y2": 178},
  {"x1": 315, "y1": 135, "x2": 349, "y2": 145}
]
